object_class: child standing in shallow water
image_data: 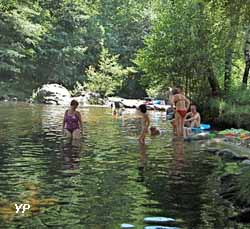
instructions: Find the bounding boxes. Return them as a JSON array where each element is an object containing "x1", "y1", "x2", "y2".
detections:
[{"x1": 138, "y1": 104, "x2": 150, "y2": 144}]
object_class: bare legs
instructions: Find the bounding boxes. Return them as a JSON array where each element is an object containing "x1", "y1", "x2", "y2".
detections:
[
  {"x1": 175, "y1": 113, "x2": 185, "y2": 137},
  {"x1": 139, "y1": 130, "x2": 147, "y2": 144},
  {"x1": 64, "y1": 129, "x2": 81, "y2": 139}
]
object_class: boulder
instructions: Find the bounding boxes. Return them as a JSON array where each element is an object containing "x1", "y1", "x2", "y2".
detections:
[
  {"x1": 33, "y1": 84, "x2": 71, "y2": 105},
  {"x1": 216, "y1": 149, "x2": 248, "y2": 162},
  {"x1": 84, "y1": 92, "x2": 105, "y2": 105},
  {"x1": 184, "y1": 132, "x2": 209, "y2": 141},
  {"x1": 219, "y1": 174, "x2": 239, "y2": 201},
  {"x1": 241, "y1": 159, "x2": 250, "y2": 165},
  {"x1": 206, "y1": 147, "x2": 219, "y2": 154},
  {"x1": 229, "y1": 208, "x2": 250, "y2": 223}
]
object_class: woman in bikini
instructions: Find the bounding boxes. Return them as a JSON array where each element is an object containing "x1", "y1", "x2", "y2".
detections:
[
  {"x1": 171, "y1": 87, "x2": 190, "y2": 137},
  {"x1": 63, "y1": 100, "x2": 83, "y2": 139}
]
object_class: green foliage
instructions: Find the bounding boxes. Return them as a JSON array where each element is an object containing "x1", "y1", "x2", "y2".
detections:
[
  {"x1": 84, "y1": 48, "x2": 133, "y2": 97},
  {"x1": 217, "y1": 88, "x2": 250, "y2": 129},
  {"x1": 35, "y1": 0, "x2": 104, "y2": 88},
  {"x1": 136, "y1": 0, "x2": 228, "y2": 97},
  {"x1": 145, "y1": 84, "x2": 167, "y2": 99},
  {"x1": 96, "y1": 0, "x2": 152, "y2": 66},
  {"x1": 0, "y1": 0, "x2": 151, "y2": 99},
  {"x1": 0, "y1": 4, "x2": 45, "y2": 82}
]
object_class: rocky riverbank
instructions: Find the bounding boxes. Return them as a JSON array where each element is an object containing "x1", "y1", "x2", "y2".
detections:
[{"x1": 205, "y1": 141, "x2": 250, "y2": 225}]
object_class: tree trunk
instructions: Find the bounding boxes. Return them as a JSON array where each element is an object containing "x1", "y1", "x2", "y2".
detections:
[
  {"x1": 242, "y1": 27, "x2": 250, "y2": 87},
  {"x1": 242, "y1": 57, "x2": 250, "y2": 86},
  {"x1": 207, "y1": 64, "x2": 220, "y2": 96},
  {"x1": 195, "y1": 2, "x2": 221, "y2": 97},
  {"x1": 224, "y1": 6, "x2": 240, "y2": 93},
  {"x1": 224, "y1": 48, "x2": 233, "y2": 92}
]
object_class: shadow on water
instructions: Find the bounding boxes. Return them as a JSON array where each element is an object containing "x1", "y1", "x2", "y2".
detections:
[{"x1": 0, "y1": 103, "x2": 249, "y2": 228}]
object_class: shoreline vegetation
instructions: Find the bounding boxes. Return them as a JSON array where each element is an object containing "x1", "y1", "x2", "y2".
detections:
[{"x1": 1, "y1": 0, "x2": 250, "y2": 132}]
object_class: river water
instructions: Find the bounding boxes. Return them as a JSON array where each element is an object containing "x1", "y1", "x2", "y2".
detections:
[{"x1": 0, "y1": 102, "x2": 245, "y2": 228}]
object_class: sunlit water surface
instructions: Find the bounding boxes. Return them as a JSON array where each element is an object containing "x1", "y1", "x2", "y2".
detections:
[{"x1": 0, "y1": 102, "x2": 243, "y2": 228}]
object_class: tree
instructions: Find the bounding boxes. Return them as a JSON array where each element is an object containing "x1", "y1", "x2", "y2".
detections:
[
  {"x1": 35, "y1": 0, "x2": 104, "y2": 88},
  {"x1": 242, "y1": 26, "x2": 250, "y2": 87},
  {"x1": 136, "y1": 0, "x2": 226, "y2": 98},
  {"x1": 84, "y1": 47, "x2": 133, "y2": 97}
]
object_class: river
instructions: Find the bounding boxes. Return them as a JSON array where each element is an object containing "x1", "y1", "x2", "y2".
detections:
[{"x1": 0, "y1": 102, "x2": 244, "y2": 228}]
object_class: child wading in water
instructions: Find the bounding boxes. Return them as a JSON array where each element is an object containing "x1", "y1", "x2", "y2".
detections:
[
  {"x1": 138, "y1": 104, "x2": 150, "y2": 144},
  {"x1": 63, "y1": 100, "x2": 83, "y2": 139}
]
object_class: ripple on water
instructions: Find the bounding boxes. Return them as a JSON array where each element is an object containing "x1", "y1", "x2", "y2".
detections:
[{"x1": 0, "y1": 104, "x2": 239, "y2": 229}]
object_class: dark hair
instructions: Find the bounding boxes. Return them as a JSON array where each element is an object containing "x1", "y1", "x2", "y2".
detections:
[
  {"x1": 139, "y1": 104, "x2": 147, "y2": 113},
  {"x1": 172, "y1": 88, "x2": 179, "y2": 95},
  {"x1": 70, "y1": 99, "x2": 79, "y2": 107}
]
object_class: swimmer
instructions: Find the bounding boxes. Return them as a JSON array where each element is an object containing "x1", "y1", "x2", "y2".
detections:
[
  {"x1": 149, "y1": 126, "x2": 161, "y2": 136},
  {"x1": 185, "y1": 104, "x2": 201, "y2": 128},
  {"x1": 62, "y1": 100, "x2": 83, "y2": 139},
  {"x1": 138, "y1": 104, "x2": 150, "y2": 144}
]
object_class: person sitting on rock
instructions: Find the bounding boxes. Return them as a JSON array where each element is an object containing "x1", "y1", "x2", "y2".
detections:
[{"x1": 185, "y1": 104, "x2": 201, "y2": 128}]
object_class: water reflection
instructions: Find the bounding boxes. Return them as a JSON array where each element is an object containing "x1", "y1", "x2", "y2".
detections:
[
  {"x1": 138, "y1": 143, "x2": 147, "y2": 182},
  {"x1": 0, "y1": 103, "x2": 245, "y2": 228},
  {"x1": 61, "y1": 139, "x2": 81, "y2": 171}
]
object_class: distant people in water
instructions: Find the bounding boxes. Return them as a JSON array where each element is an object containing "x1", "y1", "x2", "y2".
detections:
[
  {"x1": 149, "y1": 126, "x2": 160, "y2": 136},
  {"x1": 171, "y1": 87, "x2": 190, "y2": 137},
  {"x1": 138, "y1": 104, "x2": 150, "y2": 144},
  {"x1": 111, "y1": 101, "x2": 123, "y2": 116},
  {"x1": 63, "y1": 100, "x2": 83, "y2": 139},
  {"x1": 185, "y1": 104, "x2": 201, "y2": 128}
]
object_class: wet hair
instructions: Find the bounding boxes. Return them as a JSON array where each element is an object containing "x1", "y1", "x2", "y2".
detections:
[
  {"x1": 172, "y1": 88, "x2": 179, "y2": 95},
  {"x1": 150, "y1": 126, "x2": 160, "y2": 135},
  {"x1": 139, "y1": 104, "x2": 147, "y2": 113},
  {"x1": 172, "y1": 86, "x2": 183, "y2": 94},
  {"x1": 70, "y1": 99, "x2": 79, "y2": 107}
]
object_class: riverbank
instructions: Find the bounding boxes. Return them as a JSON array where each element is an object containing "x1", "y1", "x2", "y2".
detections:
[{"x1": 204, "y1": 139, "x2": 250, "y2": 225}]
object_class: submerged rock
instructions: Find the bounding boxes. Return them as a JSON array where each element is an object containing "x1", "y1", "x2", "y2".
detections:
[
  {"x1": 229, "y1": 208, "x2": 250, "y2": 223},
  {"x1": 144, "y1": 217, "x2": 176, "y2": 224},
  {"x1": 121, "y1": 223, "x2": 135, "y2": 228},
  {"x1": 144, "y1": 226, "x2": 180, "y2": 229},
  {"x1": 216, "y1": 149, "x2": 248, "y2": 162},
  {"x1": 219, "y1": 174, "x2": 239, "y2": 201},
  {"x1": 206, "y1": 147, "x2": 219, "y2": 154},
  {"x1": 241, "y1": 159, "x2": 250, "y2": 165},
  {"x1": 184, "y1": 132, "x2": 209, "y2": 141}
]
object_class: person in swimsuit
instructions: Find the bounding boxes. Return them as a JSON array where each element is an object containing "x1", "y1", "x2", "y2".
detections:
[
  {"x1": 63, "y1": 100, "x2": 83, "y2": 139},
  {"x1": 185, "y1": 105, "x2": 201, "y2": 128},
  {"x1": 149, "y1": 126, "x2": 160, "y2": 136},
  {"x1": 171, "y1": 87, "x2": 190, "y2": 137},
  {"x1": 138, "y1": 104, "x2": 150, "y2": 144}
]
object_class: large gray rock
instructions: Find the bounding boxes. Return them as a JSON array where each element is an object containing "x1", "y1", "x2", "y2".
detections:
[
  {"x1": 216, "y1": 149, "x2": 248, "y2": 162},
  {"x1": 33, "y1": 84, "x2": 71, "y2": 105},
  {"x1": 241, "y1": 159, "x2": 250, "y2": 165},
  {"x1": 184, "y1": 132, "x2": 209, "y2": 141},
  {"x1": 206, "y1": 147, "x2": 220, "y2": 154}
]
